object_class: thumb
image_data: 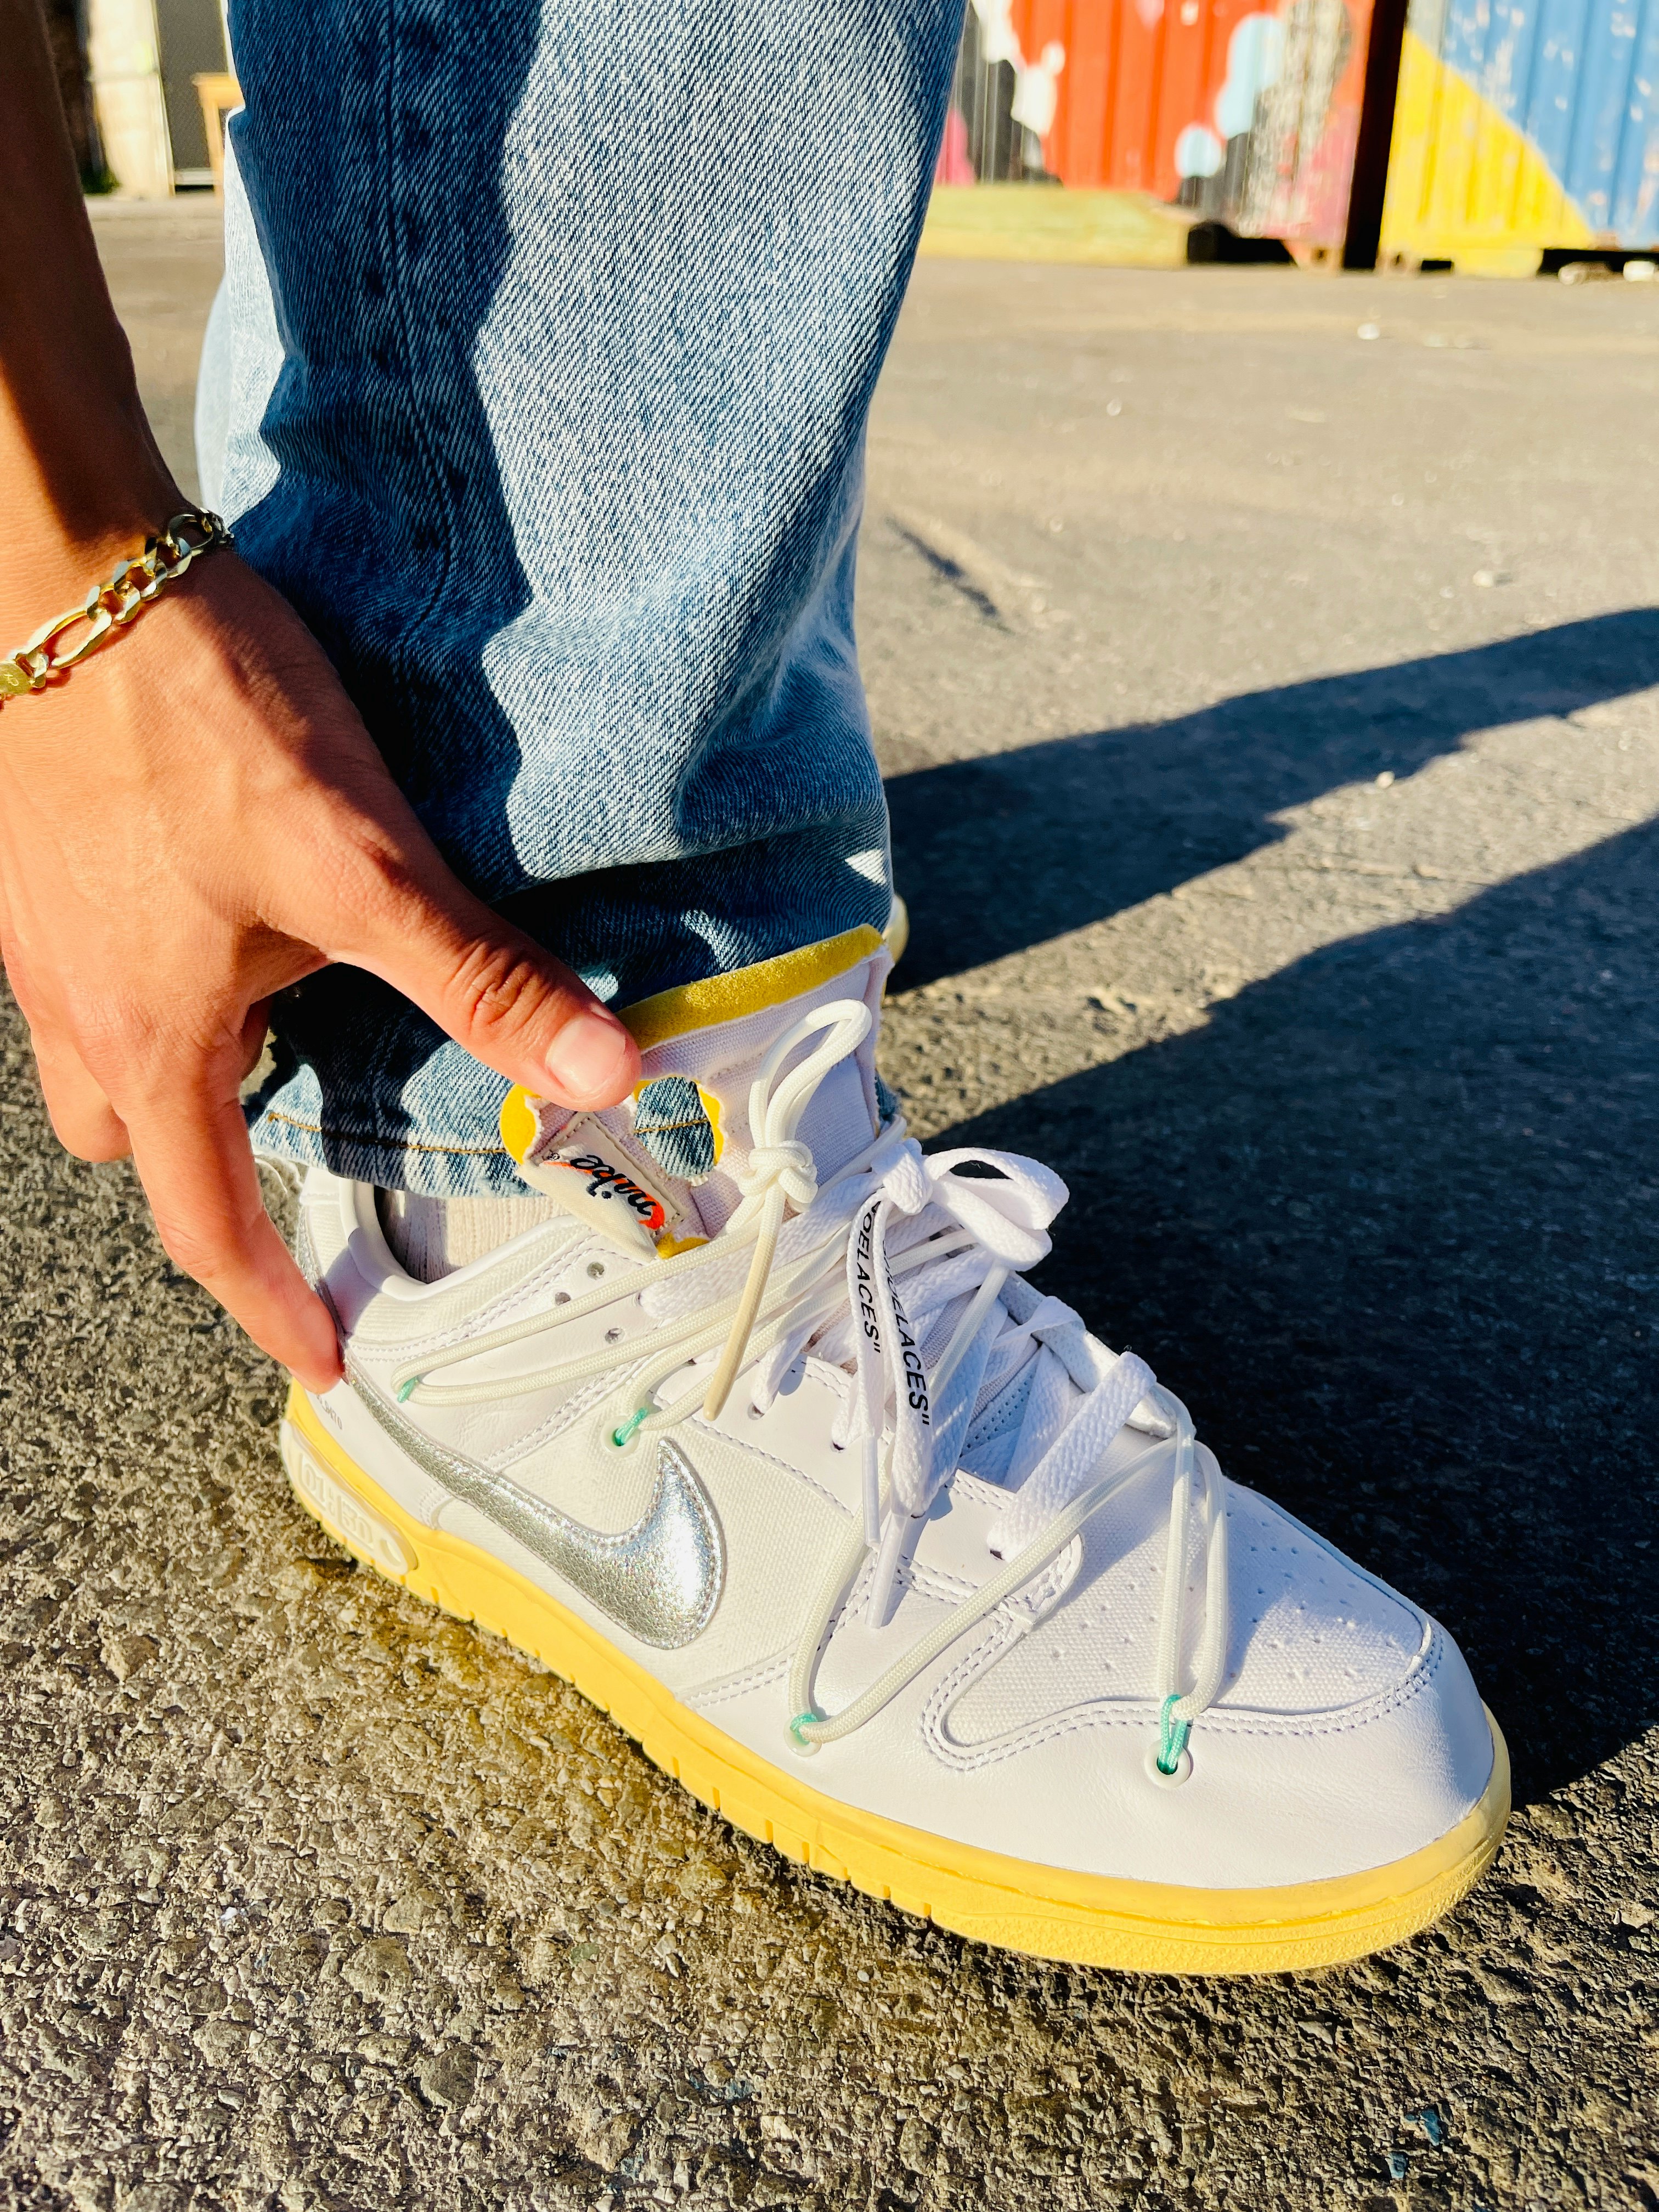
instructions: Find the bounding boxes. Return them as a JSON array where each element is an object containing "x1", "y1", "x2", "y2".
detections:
[{"x1": 338, "y1": 865, "x2": 642, "y2": 1111}]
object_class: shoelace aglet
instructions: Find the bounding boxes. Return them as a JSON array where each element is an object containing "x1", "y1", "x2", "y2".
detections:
[
  {"x1": 929, "y1": 1265, "x2": 1007, "y2": 1405},
  {"x1": 866, "y1": 1502, "x2": 918, "y2": 1630},
  {"x1": 858, "y1": 1436, "x2": 881, "y2": 1547}
]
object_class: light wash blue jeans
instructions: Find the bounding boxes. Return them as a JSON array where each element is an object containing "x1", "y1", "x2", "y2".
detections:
[{"x1": 208, "y1": 0, "x2": 964, "y2": 1197}]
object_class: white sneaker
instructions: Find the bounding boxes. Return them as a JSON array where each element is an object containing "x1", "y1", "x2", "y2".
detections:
[{"x1": 281, "y1": 924, "x2": 1507, "y2": 1973}]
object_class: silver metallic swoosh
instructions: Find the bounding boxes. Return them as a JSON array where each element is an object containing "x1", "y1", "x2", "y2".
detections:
[{"x1": 342, "y1": 1358, "x2": 725, "y2": 1649}]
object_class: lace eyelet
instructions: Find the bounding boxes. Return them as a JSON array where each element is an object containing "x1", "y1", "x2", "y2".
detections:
[
  {"x1": 747, "y1": 1403, "x2": 765, "y2": 1421},
  {"x1": 605, "y1": 1327, "x2": 623, "y2": 1344},
  {"x1": 1144, "y1": 1744, "x2": 1193, "y2": 1788},
  {"x1": 554, "y1": 1290, "x2": 571, "y2": 1306},
  {"x1": 587, "y1": 1260, "x2": 606, "y2": 1279}
]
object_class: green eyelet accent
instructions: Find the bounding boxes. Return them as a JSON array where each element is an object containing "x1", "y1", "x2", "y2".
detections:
[
  {"x1": 787, "y1": 1711, "x2": 820, "y2": 1750},
  {"x1": 396, "y1": 1377, "x2": 420, "y2": 1403},
  {"x1": 1155, "y1": 1691, "x2": 1191, "y2": 1776},
  {"x1": 610, "y1": 1406, "x2": 650, "y2": 1451}
]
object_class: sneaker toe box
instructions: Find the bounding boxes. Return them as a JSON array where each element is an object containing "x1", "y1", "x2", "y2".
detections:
[{"x1": 930, "y1": 1469, "x2": 1496, "y2": 1888}]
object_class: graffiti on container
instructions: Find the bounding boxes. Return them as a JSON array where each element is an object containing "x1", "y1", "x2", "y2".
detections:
[
  {"x1": 941, "y1": 0, "x2": 1068, "y2": 184},
  {"x1": 1173, "y1": 0, "x2": 1353, "y2": 237},
  {"x1": 936, "y1": 0, "x2": 1374, "y2": 252}
]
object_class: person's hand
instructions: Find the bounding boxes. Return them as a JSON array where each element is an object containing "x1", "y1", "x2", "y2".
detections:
[{"x1": 0, "y1": 550, "x2": 642, "y2": 1390}]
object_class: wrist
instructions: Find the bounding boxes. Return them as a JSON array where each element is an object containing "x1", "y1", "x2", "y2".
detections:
[
  {"x1": 0, "y1": 0, "x2": 194, "y2": 628},
  {"x1": 0, "y1": 505, "x2": 234, "y2": 703},
  {"x1": 2, "y1": 338, "x2": 190, "y2": 561},
  {"x1": 0, "y1": 454, "x2": 196, "y2": 644}
]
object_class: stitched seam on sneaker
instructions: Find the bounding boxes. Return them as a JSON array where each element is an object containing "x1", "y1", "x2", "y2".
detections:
[
  {"x1": 919, "y1": 1622, "x2": 1449, "y2": 1773},
  {"x1": 343, "y1": 1239, "x2": 616, "y2": 1354},
  {"x1": 684, "y1": 1652, "x2": 793, "y2": 1711},
  {"x1": 483, "y1": 1371, "x2": 622, "y2": 1472},
  {"x1": 684, "y1": 1415, "x2": 855, "y2": 1524}
]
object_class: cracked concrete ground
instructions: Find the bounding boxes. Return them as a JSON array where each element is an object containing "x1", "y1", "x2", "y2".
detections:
[{"x1": 2, "y1": 202, "x2": 1658, "y2": 2211}]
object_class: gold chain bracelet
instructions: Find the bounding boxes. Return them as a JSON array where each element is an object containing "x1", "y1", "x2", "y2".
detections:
[{"x1": 0, "y1": 507, "x2": 234, "y2": 705}]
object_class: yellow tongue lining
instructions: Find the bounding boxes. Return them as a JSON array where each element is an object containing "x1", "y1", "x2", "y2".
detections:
[{"x1": 617, "y1": 923, "x2": 883, "y2": 1052}]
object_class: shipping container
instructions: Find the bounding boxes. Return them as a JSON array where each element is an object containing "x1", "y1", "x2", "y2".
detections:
[
  {"x1": 83, "y1": 0, "x2": 229, "y2": 198},
  {"x1": 936, "y1": 0, "x2": 1381, "y2": 252},
  {"x1": 1380, "y1": 0, "x2": 1659, "y2": 269}
]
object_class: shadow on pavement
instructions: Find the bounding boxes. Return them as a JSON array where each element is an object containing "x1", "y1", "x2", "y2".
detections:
[
  {"x1": 888, "y1": 608, "x2": 1659, "y2": 988},
  {"x1": 917, "y1": 810, "x2": 1659, "y2": 1808}
]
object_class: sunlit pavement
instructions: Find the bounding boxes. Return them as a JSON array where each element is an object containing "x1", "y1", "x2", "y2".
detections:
[{"x1": 2, "y1": 203, "x2": 1656, "y2": 2210}]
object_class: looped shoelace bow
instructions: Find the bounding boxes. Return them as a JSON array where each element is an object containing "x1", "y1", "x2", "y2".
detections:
[{"x1": 387, "y1": 999, "x2": 1229, "y2": 1778}]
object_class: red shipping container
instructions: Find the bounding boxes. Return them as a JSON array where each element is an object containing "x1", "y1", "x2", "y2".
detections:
[{"x1": 941, "y1": 0, "x2": 1377, "y2": 251}]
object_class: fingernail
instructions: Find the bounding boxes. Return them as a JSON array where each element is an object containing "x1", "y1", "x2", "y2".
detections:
[{"x1": 546, "y1": 1008, "x2": 634, "y2": 1102}]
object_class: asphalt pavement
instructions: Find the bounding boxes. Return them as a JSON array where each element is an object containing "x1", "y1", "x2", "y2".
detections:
[{"x1": 2, "y1": 200, "x2": 1657, "y2": 2212}]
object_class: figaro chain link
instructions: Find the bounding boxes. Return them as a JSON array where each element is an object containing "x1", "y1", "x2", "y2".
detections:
[{"x1": 0, "y1": 507, "x2": 234, "y2": 705}]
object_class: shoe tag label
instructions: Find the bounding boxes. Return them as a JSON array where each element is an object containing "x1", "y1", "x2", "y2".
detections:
[{"x1": 501, "y1": 1092, "x2": 689, "y2": 1254}]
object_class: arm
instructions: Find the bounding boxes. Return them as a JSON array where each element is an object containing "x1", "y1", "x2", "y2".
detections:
[{"x1": 0, "y1": 0, "x2": 640, "y2": 1388}]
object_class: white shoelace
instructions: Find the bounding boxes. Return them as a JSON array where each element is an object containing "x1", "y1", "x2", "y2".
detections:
[{"x1": 390, "y1": 1002, "x2": 1229, "y2": 1778}]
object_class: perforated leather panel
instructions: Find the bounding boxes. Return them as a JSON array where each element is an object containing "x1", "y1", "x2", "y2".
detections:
[{"x1": 948, "y1": 1467, "x2": 1425, "y2": 1745}]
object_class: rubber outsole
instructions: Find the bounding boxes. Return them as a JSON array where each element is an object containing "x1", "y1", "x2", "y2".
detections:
[{"x1": 281, "y1": 1384, "x2": 1510, "y2": 1974}]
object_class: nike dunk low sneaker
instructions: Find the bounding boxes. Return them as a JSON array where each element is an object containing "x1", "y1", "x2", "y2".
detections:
[{"x1": 280, "y1": 924, "x2": 1508, "y2": 1973}]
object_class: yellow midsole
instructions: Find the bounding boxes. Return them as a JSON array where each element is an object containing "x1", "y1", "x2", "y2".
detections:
[{"x1": 283, "y1": 1384, "x2": 1510, "y2": 1974}]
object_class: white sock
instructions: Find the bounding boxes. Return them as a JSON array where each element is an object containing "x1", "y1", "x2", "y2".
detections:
[{"x1": 376, "y1": 1189, "x2": 562, "y2": 1284}]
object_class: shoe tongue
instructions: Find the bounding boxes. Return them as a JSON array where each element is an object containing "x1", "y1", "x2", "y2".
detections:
[{"x1": 501, "y1": 946, "x2": 891, "y2": 1252}]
